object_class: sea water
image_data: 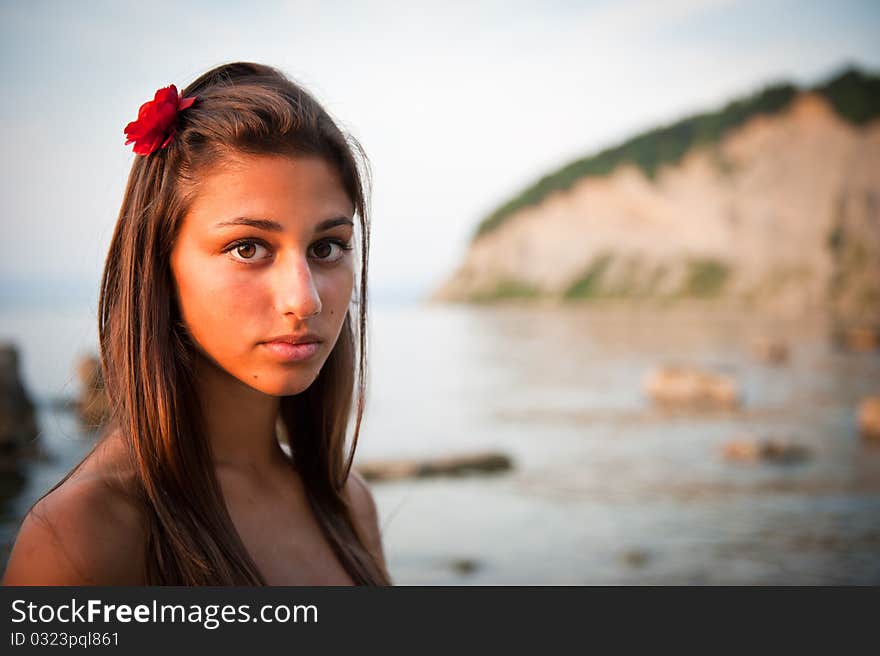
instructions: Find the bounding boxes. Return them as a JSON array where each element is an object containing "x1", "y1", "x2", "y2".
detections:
[{"x1": 2, "y1": 299, "x2": 879, "y2": 584}]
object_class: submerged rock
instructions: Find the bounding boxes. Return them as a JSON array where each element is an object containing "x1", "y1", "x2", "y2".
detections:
[
  {"x1": 620, "y1": 549, "x2": 651, "y2": 568},
  {"x1": 0, "y1": 344, "x2": 40, "y2": 464},
  {"x1": 751, "y1": 338, "x2": 789, "y2": 365},
  {"x1": 836, "y1": 326, "x2": 880, "y2": 353},
  {"x1": 722, "y1": 435, "x2": 811, "y2": 464},
  {"x1": 644, "y1": 365, "x2": 740, "y2": 411},
  {"x1": 859, "y1": 397, "x2": 880, "y2": 441},
  {"x1": 449, "y1": 558, "x2": 480, "y2": 575},
  {"x1": 357, "y1": 451, "x2": 513, "y2": 482}
]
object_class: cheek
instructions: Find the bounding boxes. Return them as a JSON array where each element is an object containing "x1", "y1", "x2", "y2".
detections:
[
  {"x1": 316, "y1": 262, "x2": 355, "y2": 318},
  {"x1": 174, "y1": 258, "x2": 267, "y2": 351}
]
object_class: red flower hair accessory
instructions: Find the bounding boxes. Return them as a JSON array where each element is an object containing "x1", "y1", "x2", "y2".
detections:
[{"x1": 123, "y1": 84, "x2": 197, "y2": 156}]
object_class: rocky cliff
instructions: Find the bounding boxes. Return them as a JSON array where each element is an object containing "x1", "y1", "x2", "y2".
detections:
[{"x1": 432, "y1": 71, "x2": 880, "y2": 328}]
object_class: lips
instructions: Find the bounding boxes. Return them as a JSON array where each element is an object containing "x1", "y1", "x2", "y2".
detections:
[
  {"x1": 263, "y1": 332, "x2": 322, "y2": 345},
  {"x1": 261, "y1": 340, "x2": 320, "y2": 363}
]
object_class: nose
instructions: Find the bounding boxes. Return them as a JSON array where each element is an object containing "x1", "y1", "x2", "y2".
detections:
[{"x1": 274, "y1": 254, "x2": 322, "y2": 319}]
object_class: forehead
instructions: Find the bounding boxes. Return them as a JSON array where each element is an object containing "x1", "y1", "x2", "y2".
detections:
[{"x1": 181, "y1": 153, "x2": 354, "y2": 231}]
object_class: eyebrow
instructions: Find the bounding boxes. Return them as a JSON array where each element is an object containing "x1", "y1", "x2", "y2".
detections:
[{"x1": 214, "y1": 216, "x2": 354, "y2": 232}]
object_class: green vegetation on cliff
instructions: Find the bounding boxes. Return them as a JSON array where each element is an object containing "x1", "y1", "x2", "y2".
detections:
[
  {"x1": 564, "y1": 254, "x2": 613, "y2": 299},
  {"x1": 682, "y1": 259, "x2": 730, "y2": 297},
  {"x1": 475, "y1": 67, "x2": 880, "y2": 239},
  {"x1": 471, "y1": 278, "x2": 540, "y2": 303},
  {"x1": 561, "y1": 255, "x2": 729, "y2": 301}
]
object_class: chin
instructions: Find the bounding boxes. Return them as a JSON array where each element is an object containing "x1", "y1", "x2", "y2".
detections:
[{"x1": 244, "y1": 367, "x2": 321, "y2": 397}]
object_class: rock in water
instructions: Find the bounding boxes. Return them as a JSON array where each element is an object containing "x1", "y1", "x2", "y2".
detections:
[
  {"x1": 751, "y1": 338, "x2": 789, "y2": 364},
  {"x1": 841, "y1": 327, "x2": 880, "y2": 353},
  {"x1": 722, "y1": 435, "x2": 811, "y2": 464},
  {"x1": 644, "y1": 365, "x2": 740, "y2": 410},
  {"x1": 859, "y1": 397, "x2": 880, "y2": 441},
  {"x1": 0, "y1": 344, "x2": 40, "y2": 463},
  {"x1": 450, "y1": 558, "x2": 480, "y2": 575},
  {"x1": 357, "y1": 451, "x2": 513, "y2": 482}
]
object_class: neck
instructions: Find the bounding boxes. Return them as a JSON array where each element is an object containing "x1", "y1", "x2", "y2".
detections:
[{"x1": 193, "y1": 352, "x2": 287, "y2": 473}]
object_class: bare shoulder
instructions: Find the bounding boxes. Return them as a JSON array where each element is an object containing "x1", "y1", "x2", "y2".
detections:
[
  {"x1": 343, "y1": 469, "x2": 387, "y2": 571},
  {"x1": 2, "y1": 434, "x2": 147, "y2": 586}
]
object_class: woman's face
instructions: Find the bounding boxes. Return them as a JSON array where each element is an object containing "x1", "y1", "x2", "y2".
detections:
[{"x1": 170, "y1": 153, "x2": 356, "y2": 397}]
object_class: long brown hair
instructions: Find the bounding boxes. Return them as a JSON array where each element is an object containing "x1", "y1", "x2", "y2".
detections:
[{"x1": 59, "y1": 62, "x2": 386, "y2": 585}]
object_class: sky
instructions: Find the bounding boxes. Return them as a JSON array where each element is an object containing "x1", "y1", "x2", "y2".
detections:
[{"x1": 1, "y1": 0, "x2": 879, "y2": 303}]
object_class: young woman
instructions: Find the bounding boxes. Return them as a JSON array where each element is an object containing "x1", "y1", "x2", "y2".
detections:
[{"x1": 2, "y1": 62, "x2": 391, "y2": 585}]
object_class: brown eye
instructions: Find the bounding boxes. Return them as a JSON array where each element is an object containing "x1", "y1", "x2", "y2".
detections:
[
  {"x1": 226, "y1": 240, "x2": 269, "y2": 263},
  {"x1": 236, "y1": 243, "x2": 257, "y2": 259},
  {"x1": 309, "y1": 240, "x2": 349, "y2": 263},
  {"x1": 313, "y1": 242, "x2": 332, "y2": 259}
]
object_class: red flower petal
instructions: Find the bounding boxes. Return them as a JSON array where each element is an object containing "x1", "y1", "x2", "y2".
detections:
[{"x1": 123, "y1": 84, "x2": 197, "y2": 156}]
